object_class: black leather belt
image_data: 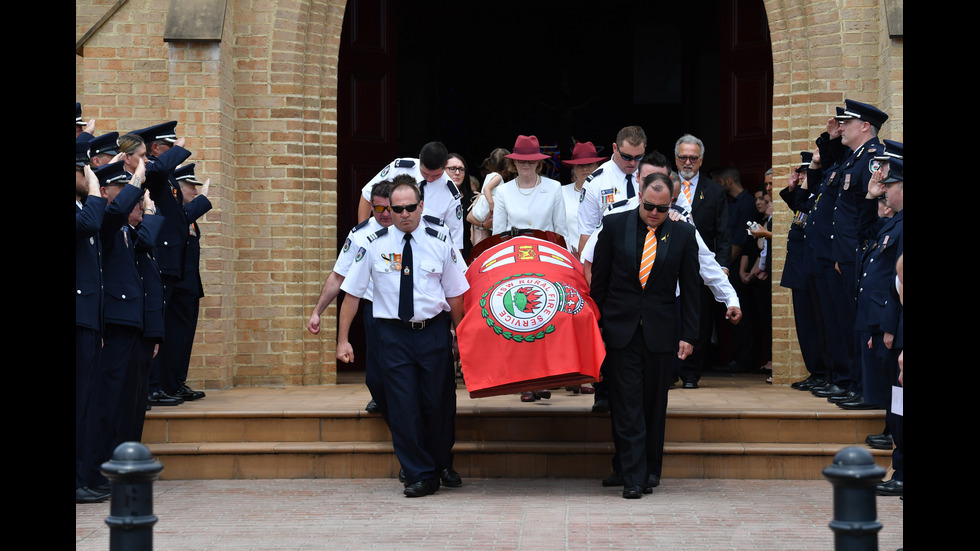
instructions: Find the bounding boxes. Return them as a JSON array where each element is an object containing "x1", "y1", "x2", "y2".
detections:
[{"x1": 382, "y1": 311, "x2": 447, "y2": 330}]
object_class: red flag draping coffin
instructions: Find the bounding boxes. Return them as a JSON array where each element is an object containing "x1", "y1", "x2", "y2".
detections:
[{"x1": 457, "y1": 236, "x2": 605, "y2": 398}]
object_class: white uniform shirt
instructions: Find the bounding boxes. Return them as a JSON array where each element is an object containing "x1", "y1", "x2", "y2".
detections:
[
  {"x1": 335, "y1": 217, "x2": 383, "y2": 302},
  {"x1": 361, "y1": 158, "x2": 464, "y2": 250},
  {"x1": 582, "y1": 198, "x2": 739, "y2": 308},
  {"x1": 492, "y1": 176, "x2": 567, "y2": 237},
  {"x1": 577, "y1": 159, "x2": 637, "y2": 239},
  {"x1": 560, "y1": 183, "x2": 583, "y2": 252},
  {"x1": 340, "y1": 224, "x2": 469, "y2": 321}
]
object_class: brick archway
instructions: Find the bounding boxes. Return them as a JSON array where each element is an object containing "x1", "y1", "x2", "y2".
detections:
[{"x1": 75, "y1": 0, "x2": 901, "y2": 388}]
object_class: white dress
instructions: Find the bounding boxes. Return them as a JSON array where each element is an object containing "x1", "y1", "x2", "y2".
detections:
[{"x1": 492, "y1": 176, "x2": 567, "y2": 238}]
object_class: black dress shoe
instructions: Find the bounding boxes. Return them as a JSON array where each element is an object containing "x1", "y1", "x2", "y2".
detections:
[
  {"x1": 440, "y1": 467, "x2": 462, "y2": 488},
  {"x1": 147, "y1": 390, "x2": 184, "y2": 406},
  {"x1": 403, "y1": 480, "x2": 437, "y2": 497},
  {"x1": 866, "y1": 435, "x2": 893, "y2": 450},
  {"x1": 76, "y1": 486, "x2": 110, "y2": 504},
  {"x1": 828, "y1": 390, "x2": 859, "y2": 403},
  {"x1": 592, "y1": 399, "x2": 610, "y2": 413},
  {"x1": 812, "y1": 383, "x2": 847, "y2": 398},
  {"x1": 682, "y1": 380, "x2": 698, "y2": 389},
  {"x1": 398, "y1": 469, "x2": 406, "y2": 483},
  {"x1": 643, "y1": 474, "x2": 661, "y2": 493},
  {"x1": 622, "y1": 486, "x2": 643, "y2": 499},
  {"x1": 365, "y1": 399, "x2": 380, "y2": 413},
  {"x1": 837, "y1": 397, "x2": 880, "y2": 410},
  {"x1": 791, "y1": 376, "x2": 825, "y2": 391},
  {"x1": 876, "y1": 479, "x2": 903, "y2": 496},
  {"x1": 172, "y1": 384, "x2": 205, "y2": 401},
  {"x1": 602, "y1": 472, "x2": 624, "y2": 487}
]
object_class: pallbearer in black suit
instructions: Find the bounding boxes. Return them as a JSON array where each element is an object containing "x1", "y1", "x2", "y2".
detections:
[
  {"x1": 337, "y1": 178, "x2": 469, "y2": 498},
  {"x1": 590, "y1": 173, "x2": 700, "y2": 499}
]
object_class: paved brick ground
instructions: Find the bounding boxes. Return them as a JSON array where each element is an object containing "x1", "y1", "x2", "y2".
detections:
[{"x1": 76, "y1": 478, "x2": 903, "y2": 550}]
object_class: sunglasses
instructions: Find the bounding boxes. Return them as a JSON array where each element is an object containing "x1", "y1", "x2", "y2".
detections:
[
  {"x1": 619, "y1": 151, "x2": 645, "y2": 162},
  {"x1": 371, "y1": 205, "x2": 390, "y2": 213},
  {"x1": 390, "y1": 203, "x2": 420, "y2": 214},
  {"x1": 642, "y1": 202, "x2": 670, "y2": 213},
  {"x1": 676, "y1": 155, "x2": 701, "y2": 163}
]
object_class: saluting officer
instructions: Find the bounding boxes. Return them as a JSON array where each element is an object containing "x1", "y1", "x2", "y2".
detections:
[{"x1": 337, "y1": 178, "x2": 469, "y2": 498}]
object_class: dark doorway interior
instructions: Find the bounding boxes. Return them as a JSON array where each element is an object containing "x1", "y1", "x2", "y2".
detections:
[{"x1": 395, "y1": 1, "x2": 753, "y2": 183}]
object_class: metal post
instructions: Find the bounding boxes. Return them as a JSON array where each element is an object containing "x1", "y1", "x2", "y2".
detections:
[
  {"x1": 822, "y1": 446, "x2": 886, "y2": 551},
  {"x1": 101, "y1": 442, "x2": 164, "y2": 551}
]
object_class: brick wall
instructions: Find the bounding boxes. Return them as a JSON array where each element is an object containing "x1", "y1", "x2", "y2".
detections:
[{"x1": 76, "y1": 0, "x2": 902, "y2": 388}]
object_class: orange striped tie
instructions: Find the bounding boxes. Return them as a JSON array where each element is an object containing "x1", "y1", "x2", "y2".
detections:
[
  {"x1": 683, "y1": 180, "x2": 692, "y2": 206},
  {"x1": 639, "y1": 226, "x2": 657, "y2": 288}
]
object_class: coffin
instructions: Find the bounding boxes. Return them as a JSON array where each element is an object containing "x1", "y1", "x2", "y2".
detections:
[{"x1": 457, "y1": 231, "x2": 605, "y2": 398}]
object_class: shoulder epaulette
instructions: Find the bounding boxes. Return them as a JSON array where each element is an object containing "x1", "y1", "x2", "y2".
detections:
[
  {"x1": 351, "y1": 219, "x2": 371, "y2": 233},
  {"x1": 447, "y1": 181, "x2": 461, "y2": 200},
  {"x1": 585, "y1": 167, "x2": 603, "y2": 183},
  {"x1": 425, "y1": 227, "x2": 447, "y2": 242},
  {"x1": 607, "y1": 199, "x2": 630, "y2": 211},
  {"x1": 367, "y1": 227, "x2": 389, "y2": 242},
  {"x1": 423, "y1": 214, "x2": 445, "y2": 226},
  {"x1": 394, "y1": 159, "x2": 416, "y2": 169}
]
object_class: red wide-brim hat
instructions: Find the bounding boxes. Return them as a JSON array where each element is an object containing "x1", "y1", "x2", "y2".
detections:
[
  {"x1": 561, "y1": 141, "x2": 607, "y2": 166},
  {"x1": 504, "y1": 135, "x2": 550, "y2": 161}
]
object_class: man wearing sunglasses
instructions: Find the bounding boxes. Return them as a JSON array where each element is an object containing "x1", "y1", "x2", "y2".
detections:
[
  {"x1": 357, "y1": 141, "x2": 464, "y2": 252},
  {"x1": 590, "y1": 172, "x2": 700, "y2": 499},
  {"x1": 308, "y1": 181, "x2": 394, "y2": 417},
  {"x1": 338, "y1": 178, "x2": 469, "y2": 498},
  {"x1": 577, "y1": 126, "x2": 647, "y2": 254}
]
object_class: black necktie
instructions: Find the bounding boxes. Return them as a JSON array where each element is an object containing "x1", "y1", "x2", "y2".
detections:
[
  {"x1": 418, "y1": 179, "x2": 426, "y2": 200},
  {"x1": 399, "y1": 233, "x2": 414, "y2": 322},
  {"x1": 626, "y1": 174, "x2": 635, "y2": 199}
]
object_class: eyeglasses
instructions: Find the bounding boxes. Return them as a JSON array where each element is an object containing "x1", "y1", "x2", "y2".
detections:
[
  {"x1": 642, "y1": 202, "x2": 670, "y2": 213},
  {"x1": 619, "y1": 152, "x2": 645, "y2": 162},
  {"x1": 390, "y1": 203, "x2": 420, "y2": 214},
  {"x1": 371, "y1": 205, "x2": 390, "y2": 213},
  {"x1": 514, "y1": 159, "x2": 537, "y2": 165},
  {"x1": 446, "y1": 166, "x2": 465, "y2": 173},
  {"x1": 676, "y1": 155, "x2": 701, "y2": 163}
]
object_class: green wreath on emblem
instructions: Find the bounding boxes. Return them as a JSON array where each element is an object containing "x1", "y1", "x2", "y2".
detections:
[{"x1": 480, "y1": 272, "x2": 558, "y2": 343}]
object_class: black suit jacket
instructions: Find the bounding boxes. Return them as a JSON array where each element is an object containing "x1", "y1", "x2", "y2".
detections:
[
  {"x1": 689, "y1": 174, "x2": 731, "y2": 269},
  {"x1": 590, "y1": 209, "x2": 700, "y2": 353}
]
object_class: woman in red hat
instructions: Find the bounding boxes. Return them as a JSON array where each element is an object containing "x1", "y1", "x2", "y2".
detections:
[
  {"x1": 491, "y1": 135, "x2": 567, "y2": 239},
  {"x1": 560, "y1": 141, "x2": 607, "y2": 255}
]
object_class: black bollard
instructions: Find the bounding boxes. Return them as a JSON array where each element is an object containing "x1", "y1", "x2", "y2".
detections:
[
  {"x1": 822, "y1": 446, "x2": 886, "y2": 551},
  {"x1": 101, "y1": 442, "x2": 164, "y2": 551}
]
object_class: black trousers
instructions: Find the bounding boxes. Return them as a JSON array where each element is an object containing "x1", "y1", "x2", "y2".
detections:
[{"x1": 605, "y1": 326, "x2": 673, "y2": 488}]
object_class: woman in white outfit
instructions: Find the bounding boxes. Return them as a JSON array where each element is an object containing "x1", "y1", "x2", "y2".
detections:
[
  {"x1": 559, "y1": 141, "x2": 607, "y2": 255},
  {"x1": 490, "y1": 135, "x2": 567, "y2": 403},
  {"x1": 492, "y1": 135, "x2": 567, "y2": 239}
]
